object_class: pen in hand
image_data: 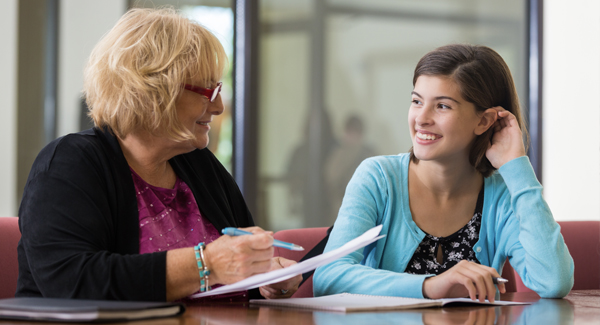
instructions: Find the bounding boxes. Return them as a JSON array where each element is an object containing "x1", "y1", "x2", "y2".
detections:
[{"x1": 221, "y1": 228, "x2": 305, "y2": 251}]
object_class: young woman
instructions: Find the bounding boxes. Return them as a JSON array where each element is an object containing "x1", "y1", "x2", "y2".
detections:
[{"x1": 313, "y1": 44, "x2": 574, "y2": 301}]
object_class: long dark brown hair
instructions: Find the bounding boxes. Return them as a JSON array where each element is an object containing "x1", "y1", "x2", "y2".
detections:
[{"x1": 410, "y1": 44, "x2": 528, "y2": 177}]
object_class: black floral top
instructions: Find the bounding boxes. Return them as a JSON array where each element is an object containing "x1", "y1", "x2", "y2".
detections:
[{"x1": 406, "y1": 188, "x2": 484, "y2": 275}]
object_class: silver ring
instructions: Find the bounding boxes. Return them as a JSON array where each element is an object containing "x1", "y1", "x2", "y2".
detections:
[{"x1": 280, "y1": 289, "x2": 289, "y2": 294}]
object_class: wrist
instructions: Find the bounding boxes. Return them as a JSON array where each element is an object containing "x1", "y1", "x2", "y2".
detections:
[
  {"x1": 202, "y1": 242, "x2": 220, "y2": 285},
  {"x1": 194, "y1": 242, "x2": 211, "y2": 292},
  {"x1": 422, "y1": 277, "x2": 431, "y2": 299}
]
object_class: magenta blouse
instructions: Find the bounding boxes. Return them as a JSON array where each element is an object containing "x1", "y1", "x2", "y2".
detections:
[{"x1": 131, "y1": 168, "x2": 248, "y2": 303}]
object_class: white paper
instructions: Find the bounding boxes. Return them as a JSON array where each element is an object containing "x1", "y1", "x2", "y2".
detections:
[
  {"x1": 190, "y1": 225, "x2": 384, "y2": 298},
  {"x1": 249, "y1": 293, "x2": 531, "y2": 312}
]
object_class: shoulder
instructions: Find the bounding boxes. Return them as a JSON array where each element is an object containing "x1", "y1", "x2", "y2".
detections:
[
  {"x1": 42, "y1": 128, "x2": 98, "y2": 152},
  {"x1": 352, "y1": 153, "x2": 409, "y2": 184},
  {"x1": 20, "y1": 129, "x2": 124, "y2": 218},
  {"x1": 357, "y1": 153, "x2": 409, "y2": 174},
  {"x1": 484, "y1": 171, "x2": 508, "y2": 193},
  {"x1": 173, "y1": 148, "x2": 235, "y2": 187},
  {"x1": 345, "y1": 153, "x2": 409, "y2": 198},
  {"x1": 176, "y1": 148, "x2": 224, "y2": 172},
  {"x1": 31, "y1": 129, "x2": 108, "y2": 174},
  {"x1": 484, "y1": 172, "x2": 510, "y2": 204}
]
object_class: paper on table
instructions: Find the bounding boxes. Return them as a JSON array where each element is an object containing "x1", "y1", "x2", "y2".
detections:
[
  {"x1": 249, "y1": 293, "x2": 531, "y2": 312},
  {"x1": 190, "y1": 225, "x2": 384, "y2": 298}
]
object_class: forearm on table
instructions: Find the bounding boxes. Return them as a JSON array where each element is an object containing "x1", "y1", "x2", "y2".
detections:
[{"x1": 314, "y1": 257, "x2": 429, "y2": 298}]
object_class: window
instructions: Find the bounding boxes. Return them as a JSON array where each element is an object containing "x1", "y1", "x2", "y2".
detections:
[{"x1": 253, "y1": 0, "x2": 528, "y2": 230}]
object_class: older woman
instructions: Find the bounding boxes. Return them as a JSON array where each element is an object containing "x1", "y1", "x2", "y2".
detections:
[{"x1": 17, "y1": 7, "x2": 300, "y2": 302}]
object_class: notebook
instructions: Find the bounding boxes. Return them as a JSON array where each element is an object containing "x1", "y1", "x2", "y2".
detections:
[
  {"x1": 250, "y1": 293, "x2": 530, "y2": 312},
  {"x1": 0, "y1": 297, "x2": 185, "y2": 322}
]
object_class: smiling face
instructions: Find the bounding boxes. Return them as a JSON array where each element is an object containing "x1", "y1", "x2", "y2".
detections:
[
  {"x1": 408, "y1": 75, "x2": 485, "y2": 164},
  {"x1": 174, "y1": 81, "x2": 224, "y2": 151}
]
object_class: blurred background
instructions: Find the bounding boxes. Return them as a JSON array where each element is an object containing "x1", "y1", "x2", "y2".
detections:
[{"x1": 1, "y1": 0, "x2": 598, "y2": 230}]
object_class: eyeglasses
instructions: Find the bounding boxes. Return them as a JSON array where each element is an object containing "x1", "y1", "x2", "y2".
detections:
[{"x1": 182, "y1": 82, "x2": 222, "y2": 102}]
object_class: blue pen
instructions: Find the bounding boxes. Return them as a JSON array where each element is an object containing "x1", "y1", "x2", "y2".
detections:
[{"x1": 221, "y1": 228, "x2": 304, "y2": 251}]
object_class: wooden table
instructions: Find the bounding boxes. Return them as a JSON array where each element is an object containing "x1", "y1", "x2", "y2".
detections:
[
  {"x1": 2, "y1": 290, "x2": 599, "y2": 324},
  {"x1": 175, "y1": 290, "x2": 600, "y2": 325}
]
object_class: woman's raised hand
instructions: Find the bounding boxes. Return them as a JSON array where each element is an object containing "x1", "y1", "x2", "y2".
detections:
[
  {"x1": 422, "y1": 260, "x2": 506, "y2": 303},
  {"x1": 485, "y1": 107, "x2": 526, "y2": 169},
  {"x1": 204, "y1": 226, "x2": 274, "y2": 285}
]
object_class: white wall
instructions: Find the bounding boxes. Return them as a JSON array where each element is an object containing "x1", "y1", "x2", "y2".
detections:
[
  {"x1": 0, "y1": 0, "x2": 125, "y2": 216},
  {"x1": 58, "y1": 0, "x2": 125, "y2": 136},
  {"x1": 543, "y1": 0, "x2": 600, "y2": 221},
  {"x1": 0, "y1": 0, "x2": 18, "y2": 216}
]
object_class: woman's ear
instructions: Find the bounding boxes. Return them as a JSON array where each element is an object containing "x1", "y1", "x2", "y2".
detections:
[{"x1": 474, "y1": 108, "x2": 499, "y2": 135}]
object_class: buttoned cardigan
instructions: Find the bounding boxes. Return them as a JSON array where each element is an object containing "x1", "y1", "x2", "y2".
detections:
[
  {"x1": 314, "y1": 154, "x2": 574, "y2": 298},
  {"x1": 17, "y1": 127, "x2": 254, "y2": 301}
]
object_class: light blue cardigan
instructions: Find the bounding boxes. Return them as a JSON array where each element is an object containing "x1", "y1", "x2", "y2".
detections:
[{"x1": 313, "y1": 154, "x2": 574, "y2": 298}]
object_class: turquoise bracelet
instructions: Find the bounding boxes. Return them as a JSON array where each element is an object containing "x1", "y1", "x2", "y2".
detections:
[{"x1": 194, "y1": 243, "x2": 211, "y2": 292}]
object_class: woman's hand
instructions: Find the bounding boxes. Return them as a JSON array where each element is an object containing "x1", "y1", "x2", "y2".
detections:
[
  {"x1": 422, "y1": 260, "x2": 506, "y2": 303},
  {"x1": 204, "y1": 227, "x2": 274, "y2": 285},
  {"x1": 259, "y1": 257, "x2": 302, "y2": 299},
  {"x1": 485, "y1": 107, "x2": 526, "y2": 169}
]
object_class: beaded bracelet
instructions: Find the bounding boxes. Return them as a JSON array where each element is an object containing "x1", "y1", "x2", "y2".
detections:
[
  {"x1": 194, "y1": 242, "x2": 211, "y2": 292},
  {"x1": 199, "y1": 243, "x2": 210, "y2": 291}
]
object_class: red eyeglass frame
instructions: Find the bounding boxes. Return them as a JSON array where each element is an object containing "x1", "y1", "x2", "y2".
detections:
[{"x1": 182, "y1": 82, "x2": 222, "y2": 102}]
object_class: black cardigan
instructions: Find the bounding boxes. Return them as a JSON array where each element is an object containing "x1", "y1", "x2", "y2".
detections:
[{"x1": 16, "y1": 127, "x2": 254, "y2": 301}]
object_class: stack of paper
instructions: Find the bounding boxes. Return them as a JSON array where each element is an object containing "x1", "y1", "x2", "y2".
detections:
[
  {"x1": 191, "y1": 225, "x2": 384, "y2": 298},
  {"x1": 250, "y1": 293, "x2": 531, "y2": 312}
]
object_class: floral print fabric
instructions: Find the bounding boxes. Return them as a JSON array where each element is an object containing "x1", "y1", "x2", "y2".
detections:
[{"x1": 406, "y1": 188, "x2": 484, "y2": 275}]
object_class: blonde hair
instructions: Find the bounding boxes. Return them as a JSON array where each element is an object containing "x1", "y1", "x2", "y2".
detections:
[{"x1": 83, "y1": 7, "x2": 227, "y2": 141}]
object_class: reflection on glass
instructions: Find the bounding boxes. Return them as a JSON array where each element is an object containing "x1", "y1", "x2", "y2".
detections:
[
  {"x1": 512, "y1": 298, "x2": 574, "y2": 325},
  {"x1": 181, "y1": 5, "x2": 234, "y2": 172},
  {"x1": 313, "y1": 299, "x2": 574, "y2": 325},
  {"x1": 259, "y1": 0, "x2": 527, "y2": 230},
  {"x1": 314, "y1": 310, "x2": 423, "y2": 325},
  {"x1": 284, "y1": 108, "x2": 338, "y2": 227},
  {"x1": 324, "y1": 115, "x2": 376, "y2": 225},
  {"x1": 422, "y1": 307, "x2": 501, "y2": 325}
]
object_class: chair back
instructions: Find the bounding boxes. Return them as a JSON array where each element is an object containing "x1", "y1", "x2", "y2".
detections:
[
  {"x1": 273, "y1": 227, "x2": 330, "y2": 298},
  {"x1": 0, "y1": 217, "x2": 21, "y2": 298},
  {"x1": 501, "y1": 260, "x2": 518, "y2": 292},
  {"x1": 504, "y1": 220, "x2": 600, "y2": 292}
]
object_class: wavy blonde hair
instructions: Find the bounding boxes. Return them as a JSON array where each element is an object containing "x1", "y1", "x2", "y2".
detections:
[{"x1": 84, "y1": 7, "x2": 227, "y2": 141}]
